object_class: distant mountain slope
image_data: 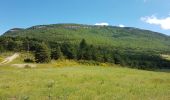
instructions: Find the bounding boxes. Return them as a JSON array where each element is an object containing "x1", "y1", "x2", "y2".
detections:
[{"x1": 3, "y1": 24, "x2": 170, "y2": 53}]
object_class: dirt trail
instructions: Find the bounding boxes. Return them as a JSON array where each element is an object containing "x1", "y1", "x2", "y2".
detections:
[
  {"x1": 0, "y1": 53, "x2": 19, "y2": 65},
  {"x1": 12, "y1": 64, "x2": 36, "y2": 68}
]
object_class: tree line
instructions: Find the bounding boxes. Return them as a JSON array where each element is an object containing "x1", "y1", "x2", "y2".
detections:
[{"x1": 0, "y1": 36, "x2": 170, "y2": 70}]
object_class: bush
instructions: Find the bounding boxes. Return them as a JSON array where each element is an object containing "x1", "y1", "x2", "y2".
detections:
[{"x1": 24, "y1": 58, "x2": 34, "y2": 63}]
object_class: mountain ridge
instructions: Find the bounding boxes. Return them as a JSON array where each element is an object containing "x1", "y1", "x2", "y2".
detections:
[{"x1": 3, "y1": 23, "x2": 170, "y2": 53}]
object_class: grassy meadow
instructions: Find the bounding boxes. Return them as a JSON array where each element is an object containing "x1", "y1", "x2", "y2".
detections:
[
  {"x1": 0, "y1": 65, "x2": 170, "y2": 100},
  {"x1": 0, "y1": 53, "x2": 170, "y2": 100}
]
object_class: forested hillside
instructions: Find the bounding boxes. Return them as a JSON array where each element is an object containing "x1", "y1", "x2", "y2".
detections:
[
  {"x1": 3, "y1": 24, "x2": 170, "y2": 53},
  {"x1": 1, "y1": 24, "x2": 170, "y2": 70}
]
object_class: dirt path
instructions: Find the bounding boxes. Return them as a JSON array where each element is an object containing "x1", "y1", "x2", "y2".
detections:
[
  {"x1": 0, "y1": 53, "x2": 19, "y2": 65},
  {"x1": 12, "y1": 64, "x2": 36, "y2": 68}
]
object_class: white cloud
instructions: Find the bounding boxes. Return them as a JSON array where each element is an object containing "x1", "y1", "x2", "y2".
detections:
[
  {"x1": 118, "y1": 24, "x2": 125, "y2": 27},
  {"x1": 141, "y1": 15, "x2": 170, "y2": 30},
  {"x1": 95, "y1": 23, "x2": 109, "y2": 26}
]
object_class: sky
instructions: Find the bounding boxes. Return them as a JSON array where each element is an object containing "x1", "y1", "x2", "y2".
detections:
[{"x1": 0, "y1": 0, "x2": 170, "y2": 35}]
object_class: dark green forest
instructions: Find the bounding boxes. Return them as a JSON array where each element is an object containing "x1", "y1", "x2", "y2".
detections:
[
  {"x1": 0, "y1": 36, "x2": 170, "y2": 70},
  {"x1": 1, "y1": 24, "x2": 170, "y2": 70}
]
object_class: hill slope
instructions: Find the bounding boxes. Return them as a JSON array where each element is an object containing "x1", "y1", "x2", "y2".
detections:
[{"x1": 3, "y1": 24, "x2": 170, "y2": 52}]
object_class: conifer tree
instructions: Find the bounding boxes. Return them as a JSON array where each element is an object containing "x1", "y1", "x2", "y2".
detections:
[
  {"x1": 78, "y1": 39, "x2": 88, "y2": 60},
  {"x1": 35, "y1": 42, "x2": 51, "y2": 63},
  {"x1": 51, "y1": 46, "x2": 63, "y2": 60}
]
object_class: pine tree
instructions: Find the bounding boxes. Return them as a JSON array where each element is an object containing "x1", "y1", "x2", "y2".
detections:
[
  {"x1": 35, "y1": 42, "x2": 51, "y2": 63},
  {"x1": 7, "y1": 39, "x2": 17, "y2": 51},
  {"x1": 113, "y1": 51, "x2": 122, "y2": 64},
  {"x1": 61, "y1": 43, "x2": 77, "y2": 59},
  {"x1": 79, "y1": 39, "x2": 87, "y2": 49},
  {"x1": 78, "y1": 39, "x2": 88, "y2": 60},
  {"x1": 51, "y1": 46, "x2": 63, "y2": 60}
]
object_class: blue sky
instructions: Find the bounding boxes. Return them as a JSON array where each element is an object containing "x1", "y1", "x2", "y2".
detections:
[{"x1": 0, "y1": 0, "x2": 170, "y2": 35}]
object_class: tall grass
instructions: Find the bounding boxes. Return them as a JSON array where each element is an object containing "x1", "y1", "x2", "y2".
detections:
[{"x1": 0, "y1": 66, "x2": 169, "y2": 100}]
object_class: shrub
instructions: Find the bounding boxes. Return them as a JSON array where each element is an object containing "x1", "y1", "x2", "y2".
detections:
[{"x1": 24, "y1": 58, "x2": 34, "y2": 63}]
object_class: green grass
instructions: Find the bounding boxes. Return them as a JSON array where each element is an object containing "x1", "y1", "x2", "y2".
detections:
[
  {"x1": 0, "y1": 66, "x2": 169, "y2": 100},
  {"x1": 0, "y1": 57, "x2": 3, "y2": 62}
]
